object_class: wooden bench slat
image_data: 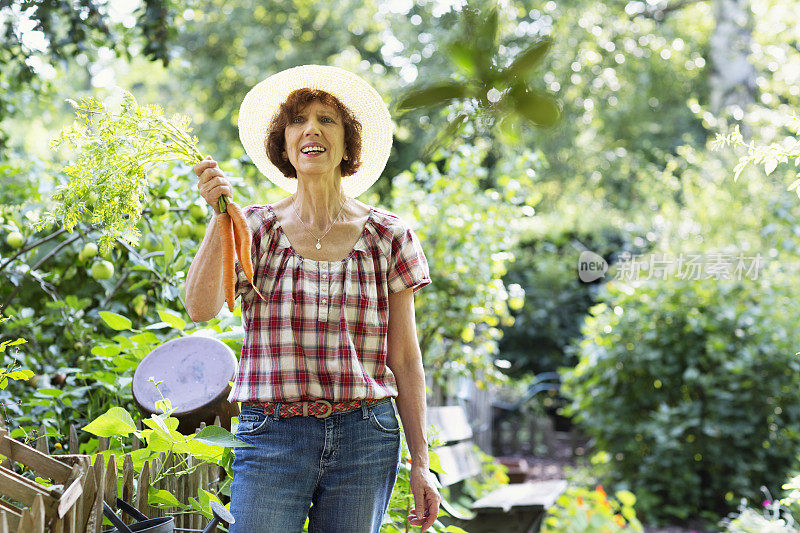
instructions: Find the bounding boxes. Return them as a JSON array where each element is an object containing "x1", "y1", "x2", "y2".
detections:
[
  {"x1": 471, "y1": 480, "x2": 568, "y2": 512},
  {"x1": 427, "y1": 406, "x2": 473, "y2": 443},
  {"x1": 434, "y1": 442, "x2": 483, "y2": 487}
]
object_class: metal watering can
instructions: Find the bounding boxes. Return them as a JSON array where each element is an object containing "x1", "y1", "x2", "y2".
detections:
[{"x1": 102, "y1": 498, "x2": 235, "y2": 533}]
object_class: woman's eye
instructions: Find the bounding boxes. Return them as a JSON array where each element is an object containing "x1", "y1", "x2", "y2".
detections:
[
  {"x1": 292, "y1": 116, "x2": 303, "y2": 123},
  {"x1": 321, "y1": 117, "x2": 333, "y2": 123}
]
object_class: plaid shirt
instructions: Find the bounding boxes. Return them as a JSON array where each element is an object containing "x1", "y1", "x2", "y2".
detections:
[{"x1": 228, "y1": 204, "x2": 431, "y2": 403}]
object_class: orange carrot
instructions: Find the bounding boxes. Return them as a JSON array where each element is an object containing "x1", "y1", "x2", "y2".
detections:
[
  {"x1": 218, "y1": 212, "x2": 236, "y2": 312},
  {"x1": 226, "y1": 202, "x2": 252, "y2": 280},
  {"x1": 226, "y1": 201, "x2": 266, "y2": 302}
]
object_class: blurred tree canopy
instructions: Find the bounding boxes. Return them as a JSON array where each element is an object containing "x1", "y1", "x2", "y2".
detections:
[
  {"x1": 0, "y1": 0, "x2": 177, "y2": 150},
  {"x1": 5, "y1": 0, "x2": 800, "y2": 524}
]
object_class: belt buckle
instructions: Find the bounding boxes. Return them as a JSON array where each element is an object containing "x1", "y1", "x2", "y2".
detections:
[{"x1": 313, "y1": 399, "x2": 333, "y2": 418}]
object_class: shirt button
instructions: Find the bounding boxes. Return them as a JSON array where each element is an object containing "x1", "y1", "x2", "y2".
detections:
[
  {"x1": 322, "y1": 274, "x2": 327, "y2": 279},
  {"x1": 321, "y1": 298, "x2": 327, "y2": 303}
]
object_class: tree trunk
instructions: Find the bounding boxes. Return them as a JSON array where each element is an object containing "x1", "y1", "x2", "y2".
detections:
[{"x1": 709, "y1": 0, "x2": 757, "y2": 130}]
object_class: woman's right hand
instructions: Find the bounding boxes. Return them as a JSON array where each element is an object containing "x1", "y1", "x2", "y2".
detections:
[{"x1": 194, "y1": 156, "x2": 233, "y2": 215}]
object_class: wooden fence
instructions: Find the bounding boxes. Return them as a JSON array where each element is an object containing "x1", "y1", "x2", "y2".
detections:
[{"x1": 0, "y1": 419, "x2": 225, "y2": 533}]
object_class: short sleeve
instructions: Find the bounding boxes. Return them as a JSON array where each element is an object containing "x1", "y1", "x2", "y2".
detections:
[{"x1": 388, "y1": 224, "x2": 431, "y2": 294}]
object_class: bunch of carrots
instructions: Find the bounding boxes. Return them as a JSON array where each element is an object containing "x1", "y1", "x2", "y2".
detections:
[
  {"x1": 216, "y1": 195, "x2": 263, "y2": 311},
  {"x1": 46, "y1": 88, "x2": 263, "y2": 311}
]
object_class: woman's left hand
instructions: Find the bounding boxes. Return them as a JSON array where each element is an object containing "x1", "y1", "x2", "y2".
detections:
[{"x1": 407, "y1": 465, "x2": 442, "y2": 531}]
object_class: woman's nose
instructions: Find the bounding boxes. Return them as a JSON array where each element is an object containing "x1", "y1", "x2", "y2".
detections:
[{"x1": 303, "y1": 120, "x2": 321, "y2": 135}]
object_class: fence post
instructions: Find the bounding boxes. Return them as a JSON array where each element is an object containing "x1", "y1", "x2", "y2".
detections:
[
  {"x1": 121, "y1": 454, "x2": 135, "y2": 524},
  {"x1": 69, "y1": 425, "x2": 79, "y2": 455},
  {"x1": 36, "y1": 424, "x2": 48, "y2": 454},
  {"x1": 104, "y1": 454, "x2": 118, "y2": 511},
  {"x1": 136, "y1": 459, "x2": 151, "y2": 518},
  {"x1": 92, "y1": 454, "x2": 105, "y2": 533},
  {"x1": 132, "y1": 420, "x2": 142, "y2": 452}
]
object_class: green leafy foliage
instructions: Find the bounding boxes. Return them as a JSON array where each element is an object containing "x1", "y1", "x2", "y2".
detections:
[
  {"x1": 499, "y1": 206, "x2": 650, "y2": 376},
  {"x1": 388, "y1": 143, "x2": 535, "y2": 398},
  {"x1": 82, "y1": 405, "x2": 243, "y2": 513},
  {"x1": 542, "y1": 484, "x2": 643, "y2": 533},
  {"x1": 395, "y1": 4, "x2": 560, "y2": 156},
  {"x1": 43, "y1": 90, "x2": 204, "y2": 252},
  {"x1": 561, "y1": 275, "x2": 800, "y2": 523},
  {"x1": 713, "y1": 115, "x2": 800, "y2": 194},
  {"x1": 0, "y1": 324, "x2": 33, "y2": 390}
]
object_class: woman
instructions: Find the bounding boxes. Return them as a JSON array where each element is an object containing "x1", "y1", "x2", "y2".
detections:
[{"x1": 185, "y1": 65, "x2": 441, "y2": 533}]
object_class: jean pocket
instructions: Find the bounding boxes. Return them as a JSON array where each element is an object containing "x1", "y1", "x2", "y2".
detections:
[
  {"x1": 236, "y1": 409, "x2": 271, "y2": 437},
  {"x1": 369, "y1": 403, "x2": 400, "y2": 435}
]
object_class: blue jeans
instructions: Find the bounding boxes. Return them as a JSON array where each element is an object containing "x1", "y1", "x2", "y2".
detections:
[{"x1": 230, "y1": 398, "x2": 401, "y2": 533}]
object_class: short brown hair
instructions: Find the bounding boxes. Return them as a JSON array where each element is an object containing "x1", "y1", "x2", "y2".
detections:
[{"x1": 265, "y1": 89, "x2": 363, "y2": 178}]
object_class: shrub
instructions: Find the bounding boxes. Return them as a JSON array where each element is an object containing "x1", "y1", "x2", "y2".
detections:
[
  {"x1": 541, "y1": 484, "x2": 643, "y2": 533},
  {"x1": 499, "y1": 205, "x2": 649, "y2": 376},
  {"x1": 561, "y1": 276, "x2": 800, "y2": 523}
]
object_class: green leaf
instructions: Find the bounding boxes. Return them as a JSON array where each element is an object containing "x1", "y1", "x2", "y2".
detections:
[
  {"x1": 509, "y1": 85, "x2": 561, "y2": 127},
  {"x1": 157, "y1": 309, "x2": 186, "y2": 331},
  {"x1": 162, "y1": 234, "x2": 175, "y2": 265},
  {"x1": 428, "y1": 449, "x2": 445, "y2": 474},
  {"x1": 446, "y1": 42, "x2": 478, "y2": 78},
  {"x1": 396, "y1": 82, "x2": 469, "y2": 111},
  {"x1": 616, "y1": 489, "x2": 637, "y2": 507},
  {"x1": 445, "y1": 526, "x2": 470, "y2": 533},
  {"x1": 142, "y1": 416, "x2": 179, "y2": 432},
  {"x1": 733, "y1": 159, "x2": 748, "y2": 181},
  {"x1": 83, "y1": 406, "x2": 136, "y2": 437},
  {"x1": 155, "y1": 398, "x2": 173, "y2": 414},
  {"x1": 150, "y1": 413, "x2": 170, "y2": 434},
  {"x1": 91, "y1": 345, "x2": 121, "y2": 357},
  {"x1": 503, "y1": 38, "x2": 553, "y2": 81},
  {"x1": 194, "y1": 425, "x2": 254, "y2": 448},
  {"x1": 99, "y1": 311, "x2": 133, "y2": 331},
  {"x1": 144, "y1": 322, "x2": 173, "y2": 330},
  {"x1": 36, "y1": 388, "x2": 64, "y2": 397},
  {"x1": 7, "y1": 369, "x2": 34, "y2": 381},
  {"x1": 765, "y1": 158, "x2": 778, "y2": 175},
  {"x1": 422, "y1": 114, "x2": 469, "y2": 160},
  {"x1": 0, "y1": 338, "x2": 26, "y2": 352},
  {"x1": 148, "y1": 488, "x2": 189, "y2": 509}
]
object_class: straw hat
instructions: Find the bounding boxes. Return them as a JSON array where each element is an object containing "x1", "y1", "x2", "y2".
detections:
[{"x1": 238, "y1": 65, "x2": 394, "y2": 198}]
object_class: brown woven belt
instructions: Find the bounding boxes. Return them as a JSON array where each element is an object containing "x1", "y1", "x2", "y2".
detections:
[{"x1": 243, "y1": 397, "x2": 389, "y2": 419}]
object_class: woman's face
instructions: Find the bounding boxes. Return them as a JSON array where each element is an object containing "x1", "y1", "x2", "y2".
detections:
[{"x1": 283, "y1": 100, "x2": 346, "y2": 180}]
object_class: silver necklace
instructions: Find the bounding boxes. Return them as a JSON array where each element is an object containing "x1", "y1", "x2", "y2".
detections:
[{"x1": 291, "y1": 196, "x2": 347, "y2": 250}]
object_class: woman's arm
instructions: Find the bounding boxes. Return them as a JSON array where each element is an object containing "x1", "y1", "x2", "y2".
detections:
[
  {"x1": 386, "y1": 287, "x2": 441, "y2": 531},
  {"x1": 185, "y1": 216, "x2": 226, "y2": 322},
  {"x1": 185, "y1": 156, "x2": 232, "y2": 322}
]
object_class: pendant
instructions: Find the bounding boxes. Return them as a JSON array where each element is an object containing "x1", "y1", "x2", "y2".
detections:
[{"x1": 316, "y1": 241, "x2": 322, "y2": 249}]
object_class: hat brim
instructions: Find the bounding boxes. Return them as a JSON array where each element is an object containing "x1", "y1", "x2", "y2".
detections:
[{"x1": 238, "y1": 65, "x2": 394, "y2": 198}]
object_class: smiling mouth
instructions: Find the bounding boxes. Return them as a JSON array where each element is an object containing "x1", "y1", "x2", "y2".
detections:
[{"x1": 300, "y1": 147, "x2": 326, "y2": 156}]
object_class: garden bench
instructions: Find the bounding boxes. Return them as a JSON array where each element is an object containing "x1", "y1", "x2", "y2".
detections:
[{"x1": 427, "y1": 405, "x2": 567, "y2": 533}]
